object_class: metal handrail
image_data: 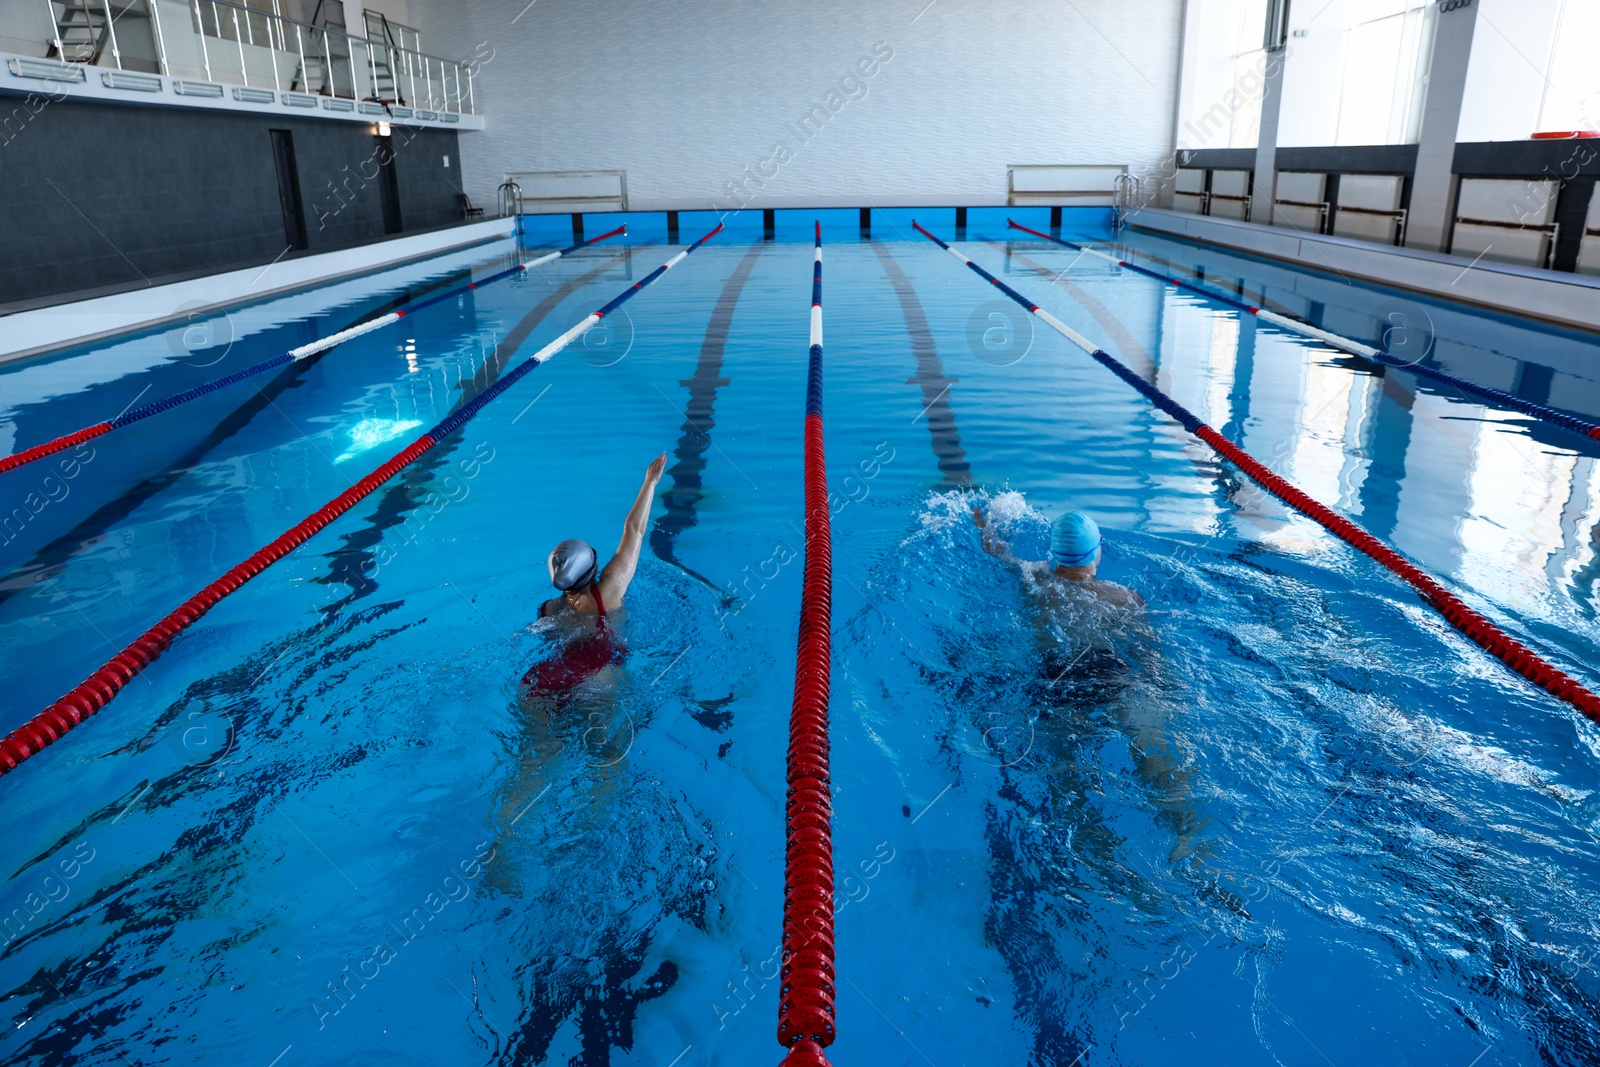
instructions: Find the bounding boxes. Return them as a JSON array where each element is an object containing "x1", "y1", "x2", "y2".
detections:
[
  {"x1": 1273, "y1": 197, "x2": 1331, "y2": 234},
  {"x1": 37, "y1": 0, "x2": 477, "y2": 112},
  {"x1": 1112, "y1": 173, "x2": 1143, "y2": 231},
  {"x1": 198, "y1": 0, "x2": 464, "y2": 71},
  {"x1": 1333, "y1": 204, "x2": 1408, "y2": 245}
]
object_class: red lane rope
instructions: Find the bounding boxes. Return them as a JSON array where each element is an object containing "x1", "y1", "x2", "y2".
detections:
[
  {"x1": 0, "y1": 226, "x2": 721, "y2": 778},
  {"x1": 1191, "y1": 425, "x2": 1600, "y2": 722},
  {"x1": 779, "y1": 221, "x2": 836, "y2": 1067},
  {"x1": 0, "y1": 422, "x2": 113, "y2": 474},
  {"x1": 914, "y1": 220, "x2": 1600, "y2": 727},
  {"x1": 0, "y1": 436, "x2": 433, "y2": 770},
  {"x1": 1006, "y1": 219, "x2": 1600, "y2": 443},
  {"x1": 0, "y1": 226, "x2": 628, "y2": 476}
]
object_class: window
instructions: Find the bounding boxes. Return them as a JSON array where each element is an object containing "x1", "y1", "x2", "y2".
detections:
[
  {"x1": 1458, "y1": 0, "x2": 1600, "y2": 141},
  {"x1": 1177, "y1": 0, "x2": 1272, "y2": 151},
  {"x1": 1277, "y1": 0, "x2": 1435, "y2": 147}
]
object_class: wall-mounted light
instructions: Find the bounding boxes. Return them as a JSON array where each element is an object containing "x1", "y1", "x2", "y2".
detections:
[{"x1": 375, "y1": 120, "x2": 392, "y2": 137}]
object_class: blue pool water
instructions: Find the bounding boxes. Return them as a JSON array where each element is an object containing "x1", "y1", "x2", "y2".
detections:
[{"x1": 2, "y1": 207, "x2": 1600, "y2": 1066}]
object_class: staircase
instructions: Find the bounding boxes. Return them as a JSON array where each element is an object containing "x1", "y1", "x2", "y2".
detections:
[
  {"x1": 45, "y1": 1, "x2": 110, "y2": 64},
  {"x1": 363, "y1": 10, "x2": 403, "y2": 105},
  {"x1": 289, "y1": 0, "x2": 350, "y2": 97},
  {"x1": 290, "y1": 51, "x2": 328, "y2": 95}
]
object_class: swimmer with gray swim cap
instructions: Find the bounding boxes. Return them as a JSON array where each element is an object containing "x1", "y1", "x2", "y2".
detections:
[
  {"x1": 548, "y1": 539, "x2": 600, "y2": 592},
  {"x1": 521, "y1": 454, "x2": 667, "y2": 694},
  {"x1": 973, "y1": 503, "x2": 1142, "y2": 608}
]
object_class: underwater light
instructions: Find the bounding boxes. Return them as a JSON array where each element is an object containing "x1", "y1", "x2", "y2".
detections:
[{"x1": 336, "y1": 417, "x2": 422, "y2": 461}]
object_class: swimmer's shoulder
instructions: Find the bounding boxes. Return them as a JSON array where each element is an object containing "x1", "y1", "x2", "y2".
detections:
[
  {"x1": 539, "y1": 592, "x2": 602, "y2": 620},
  {"x1": 1093, "y1": 581, "x2": 1144, "y2": 609}
]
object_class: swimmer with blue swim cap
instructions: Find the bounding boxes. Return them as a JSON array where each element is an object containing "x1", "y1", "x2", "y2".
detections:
[{"x1": 974, "y1": 503, "x2": 1142, "y2": 609}]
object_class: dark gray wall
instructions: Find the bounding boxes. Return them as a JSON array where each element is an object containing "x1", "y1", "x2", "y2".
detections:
[{"x1": 0, "y1": 99, "x2": 463, "y2": 306}]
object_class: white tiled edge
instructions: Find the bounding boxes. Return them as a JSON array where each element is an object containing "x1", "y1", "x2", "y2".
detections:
[
  {"x1": 0, "y1": 217, "x2": 516, "y2": 364},
  {"x1": 1125, "y1": 207, "x2": 1600, "y2": 333}
]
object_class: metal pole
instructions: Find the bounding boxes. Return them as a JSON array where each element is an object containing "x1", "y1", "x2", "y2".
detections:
[
  {"x1": 231, "y1": 5, "x2": 245, "y2": 84},
  {"x1": 320, "y1": 27, "x2": 330, "y2": 95},
  {"x1": 193, "y1": 0, "x2": 211, "y2": 80},
  {"x1": 467, "y1": 65, "x2": 474, "y2": 114},
  {"x1": 293, "y1": 22, "x2": 305, "y2": 92},
  {"x1": 365, "y1": 38, "x2": 377, "y2": 101},
  {"x1": 266, "y1": 4, "x2": 281, "y2": 89},
  {"x1": 406, "y1": 45, "x2": 416, "y2": 109},
  {"x1": 102, "y1": 0, "x2": 122, "y2": 69},
  {"x1": 209, "y1": 2, "x2": 223, "y2": 75},
  {"x1": 147, "y1": 0, "x2": 170, "y2": 73},
  {"x1": 43, "y1": 0, "x2": 66, "y2": 62},
  {"x1": 452, "y1": 62, "x2": 460, "y2": 113}
]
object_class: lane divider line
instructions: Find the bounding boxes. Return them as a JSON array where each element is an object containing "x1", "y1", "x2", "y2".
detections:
[
  {"x1": 0, "y1": 226, "x2": 630, "y2": 476},
  {"x1": 0, "y1": 223, "x2": 722, "y2": 778},
  {"x1": 1005, "y1": 220, "x2": 1600, "y2": 443},
  {"x1": 778, "y1": 221, "x2": 836, "y2": 1067},
  {"x1": 915, "y1": 220, "x2": 1600, "y2": 726}
]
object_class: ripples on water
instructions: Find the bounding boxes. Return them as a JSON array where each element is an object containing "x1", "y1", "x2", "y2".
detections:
[
  {"x1": 841, "y1": 489, "x2": 1600, "y2": 1065},
  {"x1": 5, "y1": 231, "x2": 1600, "y2": 1066}
]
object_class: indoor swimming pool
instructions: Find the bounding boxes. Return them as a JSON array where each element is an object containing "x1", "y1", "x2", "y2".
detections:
[{"x1": 3, "y1": 206, "x2": 1600, "y2": 1066}]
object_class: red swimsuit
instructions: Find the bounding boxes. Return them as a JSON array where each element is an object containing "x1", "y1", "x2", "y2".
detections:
[{"x1": 521, "y1": 584, "x2": 627, "y2": 693}]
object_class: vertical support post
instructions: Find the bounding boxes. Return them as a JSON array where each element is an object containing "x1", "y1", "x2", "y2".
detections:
[
  {"x1": 1552, "y1": 175, "x2": 1597, "y2": 273},
  {"x1": 292, "y1": 21, "x2": 305, "y2": 92},
  {"x1": 102, "y1": 0, "x2": 122, "y2": 69},
  {"x1": 859, "y1": 207, "x2": 870, "y2": 237},
  {"x1": 667, "y1": 210, "x2": 680, "y2": 243},
  {"x1": 1406, "y1": 4, "x2": 1478, "y2": 252},
  {"x1": 148, "y1": 0, "x2": 170, "y2": 75},
  {"x1": 231, "y1": 6, "x2": 246, "y2": 85},
  {"x1": 266, "y1": 4, "x2": 281, "y2": 90},
  {"x1": 1250, "y1": 45, "x2": 1288, "y2": 226},
  {"x1": 320, "y1": 26, "x2": 331, "y2": 95},
  {"x1": 467, "y1": 65, "x2": 474, "y2": 114},
  {"x1": 44, "y1": 0, "x2": 66, "y2": 62},
  {"x1": 193, "y1": 0, "x2": 211, "y2": 80},
  {"x1": 366, "y1": 39, "x2": 378, "y2": 101}
]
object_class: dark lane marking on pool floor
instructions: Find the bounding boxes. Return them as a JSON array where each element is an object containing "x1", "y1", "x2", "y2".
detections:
[
  {"x1": 869, "y1": 240, "x2": 973, "y2": 489},
  {"x1": 0, "y1": 248, "x2": 531, "y2": 605},
  {"x1": 650, "y1": 240, "x2": 767, "y2": 598},
  {"x1": 315, "y1": 250, "x2": 635, "y2": 615}
]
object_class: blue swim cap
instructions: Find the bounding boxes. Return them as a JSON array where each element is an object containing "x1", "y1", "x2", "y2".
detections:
[{"x1": 1050, "y1": 512, "x2": 1101, "y2": 568}]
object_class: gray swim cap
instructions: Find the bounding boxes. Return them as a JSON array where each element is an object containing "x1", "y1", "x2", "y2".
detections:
[{"x1": 548, "y1": 539, "x2": 599, "y2": 591}]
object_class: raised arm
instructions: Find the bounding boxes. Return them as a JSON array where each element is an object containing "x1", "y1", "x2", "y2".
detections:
[
  {"x1": 596, "y1": 453, "x2": 667, "y2": 608},
  {"x1": 973, "y1": 507, "x2": 1021, "y2": 566}
]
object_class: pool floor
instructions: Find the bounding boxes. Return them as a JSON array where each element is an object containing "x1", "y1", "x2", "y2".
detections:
[{"x1": 2, "y1": 211, "x2": 1600, "y2": 1066}]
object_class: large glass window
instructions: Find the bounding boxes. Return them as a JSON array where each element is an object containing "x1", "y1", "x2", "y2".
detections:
[
  {"x1": 1458, "y1": 0, "x2": 1600, "y2": 142},
  {"x1": 1277, "y1": 0, "x2": 1434, "y2": 147},
  {"x1": 1176, "y1": 0, "x2": 1271, "y2": 151}
]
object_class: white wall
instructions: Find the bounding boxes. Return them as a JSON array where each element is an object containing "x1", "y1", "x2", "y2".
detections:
[{"x1": 408, "y1": 0, "x2": 1184, "y2": 211}]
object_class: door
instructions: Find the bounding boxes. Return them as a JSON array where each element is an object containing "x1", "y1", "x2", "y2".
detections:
[
  {"x1": 376, "y1": 135, "x2": 404, "y2": 235},
  {"x1": 270, "y1": 129, "x2": 309, "y2": 251}
]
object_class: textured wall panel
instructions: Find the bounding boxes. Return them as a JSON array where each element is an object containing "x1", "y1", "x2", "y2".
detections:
[
  {"x1": 0, "y1": 100, "x2": 462, "y2": 306},
  {"x1": 410, "y1": 0, "x2": 1183, "y2": 212}
]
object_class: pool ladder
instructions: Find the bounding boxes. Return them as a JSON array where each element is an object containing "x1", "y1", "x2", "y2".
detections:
[{"x1": 1112, "y1": 173, "x2": 1143, "y2": 233}]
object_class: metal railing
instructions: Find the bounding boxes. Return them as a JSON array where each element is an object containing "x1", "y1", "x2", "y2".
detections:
[
  {"x1": 1112, "y1": 173, "x2": 1143, "y2": 231},
  {"x1": 33, "y1": 0, "x2": 475, "y2": 113}
]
